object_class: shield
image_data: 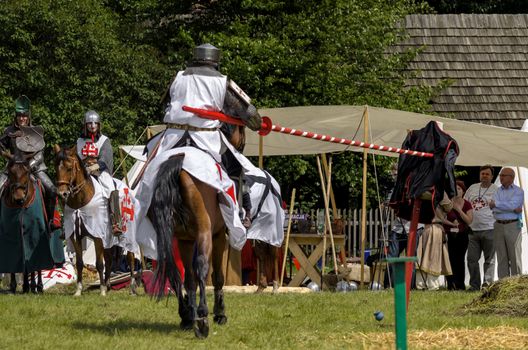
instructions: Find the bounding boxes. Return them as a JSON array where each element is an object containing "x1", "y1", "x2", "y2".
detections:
[{"x1": 16, "y1": 126, "x2": 45, "y2": 153}]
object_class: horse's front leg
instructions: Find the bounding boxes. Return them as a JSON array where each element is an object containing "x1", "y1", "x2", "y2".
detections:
[
  {"x1": 22, "y1": 272, "x2": 30, "y2": 294},
  {"x1": 272, "y1": 246, "x2": 279, "y2": 293},
  {"x1": 103, "y1": 247, "x2": 113, "y2": 291},
  {"x1": 9, "y1": 273, "x2": 17, "y2": 294},
  {"x1": 71, "y1": 235, "x2": 84, "y2": 296},
  {"x1": 254, "y1": 240, "x2": 269, "y2": 293},
  {"x1": 94, "y1": 239, "x2": 107, "y2": 296},
  {"x1": 126, "y1": 251, "x2": 137, "y2": 296},
  {"x1": 211, "y1": 230, "x2": 227, "y2": 325}
]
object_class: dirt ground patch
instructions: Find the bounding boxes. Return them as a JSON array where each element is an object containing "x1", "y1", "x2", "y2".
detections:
[{"x1": 351, "y1": 326, "x2": 528, "y2": 349}]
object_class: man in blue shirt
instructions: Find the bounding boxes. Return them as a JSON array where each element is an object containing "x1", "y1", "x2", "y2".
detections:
[{"x1": 490, "y1": 167, "x2": 524, "y2": 279}]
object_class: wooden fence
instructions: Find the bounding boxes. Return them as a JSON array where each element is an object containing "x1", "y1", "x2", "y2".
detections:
[{"x1": 287, "y1": 208, "x2": 397, "y2": 257}]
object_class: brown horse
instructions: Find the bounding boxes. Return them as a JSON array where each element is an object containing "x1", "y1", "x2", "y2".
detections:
[
  {"x1": 222, "y1": 124, "x2": 280, "y2": 293},
  {"x1": 1, "y1": 150, "x2": 47, "y2": 293},
  {"x1": 53, "y1": 144, "x2": 138, "y2": 296},
  {"x1": 148, "y1": 151, "x2": 228, "y2": 339}
]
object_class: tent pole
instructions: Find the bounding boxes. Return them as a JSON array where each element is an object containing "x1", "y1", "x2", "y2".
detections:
[
  {"x1": 322, "y1": 155, "x2": 338, "y2": 218},
  {"x1": 317, "y1": 155, "x2": 338, "y2": 276},
  {"x1": 360, "y1": 106, "x2": 369, "y2": 289},
  {"x1": 280, "y1": 188, "x2": 296, "y2": 287},
  {"x1": 119, "y1": 148, "x2": 130, "y2": 187},
  {"x1": 316, "y1": 155, "x2": 328, "y2": 289},
  {"x1": 516, "y1": 167, "x2": 528, "y2": 227},
  {"x1": 322, "y1": 154, "x2": 346, "y2": 265}
]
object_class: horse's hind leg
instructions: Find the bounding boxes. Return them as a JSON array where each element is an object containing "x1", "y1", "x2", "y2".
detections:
[
  {"x1": 194, "y1": 232, "x2": 212, "y2": 339},
  {"x1": 211, "y1": 231, "x2": 227, "y2": 325},
  {"x1": 126, "y1": 251, "x2": 137, "y2": 296},
  {"x1": 178, "y1": 240, "x2": 197, "y2": 331}
]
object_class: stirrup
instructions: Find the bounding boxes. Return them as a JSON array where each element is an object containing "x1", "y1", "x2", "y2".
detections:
[
  {"x1": 242, "y1": 216, "x2": 252, "y2": 229},
  {"x1": 112, "y1": 224, "x2": 124, "y2": 236}
]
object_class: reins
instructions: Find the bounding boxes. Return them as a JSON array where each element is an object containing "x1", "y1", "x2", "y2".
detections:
[{"x1": 57, "y1": 155, "x2": 86, "y2": 197}]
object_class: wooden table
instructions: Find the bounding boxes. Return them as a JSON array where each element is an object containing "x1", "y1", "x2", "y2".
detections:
[{"x1": 286, "y1": 233, "x2": 345, "y2": 288}]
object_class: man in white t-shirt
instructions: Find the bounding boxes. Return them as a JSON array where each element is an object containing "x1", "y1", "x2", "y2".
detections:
[{"x1": 464, "y1": 165, "x2": 498, "y2": 290}]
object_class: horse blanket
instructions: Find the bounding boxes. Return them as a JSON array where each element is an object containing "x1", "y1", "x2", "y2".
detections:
[
  {"x1": 245, "y1": 166, "x2": 285, "y2": 247},
  {"x1": 135, "y1": 146, "x2": 246, "y2": 259},
  {"x1": 0, "y1": 185, "x2": 54, "y2": 273},
  {"x1": 63, "y1": 176, "x2": 140, "y2": 255}
]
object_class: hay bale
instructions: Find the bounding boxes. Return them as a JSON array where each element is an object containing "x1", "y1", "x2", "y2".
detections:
[{"x1": 464, "y1": 275, "x2": 528, "y2": 316}]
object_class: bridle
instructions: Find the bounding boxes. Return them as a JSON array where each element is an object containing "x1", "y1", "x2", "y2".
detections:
[
  {"x1": 6, "y1": 160, "x2": 31, "y2": 206},
  {"x1": 57, "y1": 155, "x2": 86, "y2": 197}
]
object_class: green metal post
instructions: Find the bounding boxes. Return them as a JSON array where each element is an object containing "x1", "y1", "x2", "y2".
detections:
[{"x1": 386, "y1": 257, "x2": 417, "y2": 350}]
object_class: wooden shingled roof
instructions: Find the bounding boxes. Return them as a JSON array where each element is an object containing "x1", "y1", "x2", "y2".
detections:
[{"x1": 397, "y1": 14, "x2": 528, "y2": 129}]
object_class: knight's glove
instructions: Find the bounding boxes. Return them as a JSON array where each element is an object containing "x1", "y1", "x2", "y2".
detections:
[
  {"x1": 245, "y1": 106, "x2": 262, "y2": 131},
  {"x1": 86, "y1": 163, "x2": 100, "y2": 174},
  {"x1": 29, "y1": 159, "x2": 37, "y2": 171}
]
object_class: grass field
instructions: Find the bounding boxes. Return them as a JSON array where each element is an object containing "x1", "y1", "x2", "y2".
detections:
[{"x1": 1, "y1": 284, "x2": 528, "y2": 350}]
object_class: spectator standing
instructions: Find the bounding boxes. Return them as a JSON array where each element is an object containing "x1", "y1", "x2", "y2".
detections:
[
  {"x1": 444, "y1": 180, "x2": 473, "y2": 290},
  {"x1": 416, "y1": 193, "x2": 453, "y2": 290},
  {"x1": 490, "y1": 167, "x2": 524, "y2": 278},
  {"x1": 464, "y1": 165, "x2": 498, "y2": 290}
]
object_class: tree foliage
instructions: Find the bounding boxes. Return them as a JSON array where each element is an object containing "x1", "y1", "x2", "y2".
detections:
[
  {"x1": 425, "y1": 0, "x2": 528, "y2": 14},
  {"x1": 0, "y1": 0, "x2": 169, "y2": 173},
  {"x1": 0, "y1": 0, "x2": 443, "y2": 210}
]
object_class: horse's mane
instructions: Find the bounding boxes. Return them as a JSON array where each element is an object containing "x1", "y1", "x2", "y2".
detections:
[{"x1": 55, "y1": 144, "x2": 89, "y2": 179}]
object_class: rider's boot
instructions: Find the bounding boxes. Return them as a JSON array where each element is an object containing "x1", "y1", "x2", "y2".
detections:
[
  {"x1": 241, "y1": 190, "x2": 252, "y2": 229},
  {"x1": 109, "y1": 190, "x2": 123, "y2": 236},
  {"x1": 46, "y1": 195, "x2": 61, "y2": 230}
]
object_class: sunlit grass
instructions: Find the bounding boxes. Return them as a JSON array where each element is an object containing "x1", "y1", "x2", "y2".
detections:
[{"x1": 0, "y1": 286, "x2": 527, "y2": 349}]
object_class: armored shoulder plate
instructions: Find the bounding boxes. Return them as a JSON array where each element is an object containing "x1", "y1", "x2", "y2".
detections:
[{"x1": 16, "y1": 126, "x2": 45, "y2": 153}]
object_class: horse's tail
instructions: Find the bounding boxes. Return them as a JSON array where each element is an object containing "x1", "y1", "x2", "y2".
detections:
[{"x1": 150, "y1": 153, "x2": 189, "y2": 300}]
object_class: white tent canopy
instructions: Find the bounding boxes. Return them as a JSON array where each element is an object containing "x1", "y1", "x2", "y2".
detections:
[
  {"x1": 239, "y1": 105, "x2": 528, "y2": 168},
  {"x1": 120, "y1": 105, "x2": 528, "y2": 169}
]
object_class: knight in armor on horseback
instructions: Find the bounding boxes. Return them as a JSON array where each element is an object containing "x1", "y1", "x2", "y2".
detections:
[
  {"x1": 147, "y1": 43, "x2": 262, "y2": 228},
  {"x1": 76, "y1": 110, "x2": 123, "y2": 235},
  {"x1": 0, "y1": 95, "x2": 58, "y2": 228}
]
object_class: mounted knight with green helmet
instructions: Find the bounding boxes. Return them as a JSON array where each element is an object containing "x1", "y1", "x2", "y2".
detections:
[{"x1": 0, "y1": 95, "x2": 58, "y2": 229}]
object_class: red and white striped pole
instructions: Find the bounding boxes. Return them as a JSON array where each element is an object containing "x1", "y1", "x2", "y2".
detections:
[{"x1": 182, "y1": 106, "x2": 433, "y2": 158}]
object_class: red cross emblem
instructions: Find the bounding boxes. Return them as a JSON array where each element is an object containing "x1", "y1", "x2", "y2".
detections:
[
  {"x1": 120, "y1": 188, "x2": 135, "y2": 233},
  {"x1": 43, "y1": 268, "x2": 73, "y2": 280},
  {"x1": 81, "y1": 141, "x2": 99, "y2": 157}
]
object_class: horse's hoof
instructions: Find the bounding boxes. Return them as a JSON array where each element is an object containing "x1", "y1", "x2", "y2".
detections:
[
  {"x1": 255, "y1": 286, "x2": 266, "y2": 294},
  {"x1": 180, "y1": 319, "x2": 193, "y2": 331},
  {"x1": 194, "y1": 318, "x2": 209, "y2": 339},
  {"x1": 73, "y1": 292, "x2": 82, "y2": 297},
  {"x1": 213, "y1": 315, "x2": 227, "y2": 325}
]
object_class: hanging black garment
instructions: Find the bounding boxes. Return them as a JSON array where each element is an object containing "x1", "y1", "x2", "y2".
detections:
[{"x1": 389, "y1": 121, "x2": 459, "y2": 224}]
